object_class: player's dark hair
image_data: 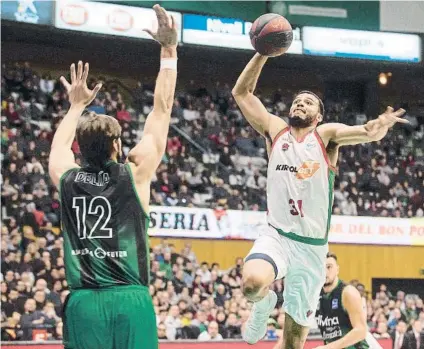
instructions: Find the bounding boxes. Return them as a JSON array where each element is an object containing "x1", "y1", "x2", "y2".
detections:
[
  {"x1": 295, "y1": 90, "x2": 325, "y2": 117},
  {"x1": 326, "y1": 252, "x2": 338, "y2": 261},
  {"x1": 76, "y1": 112, "x2": 121, "y2": 168}
]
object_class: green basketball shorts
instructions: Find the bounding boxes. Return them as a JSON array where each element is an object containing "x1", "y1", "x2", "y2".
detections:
[{"x1": 63, "y1": 285, "x2": 157, "y2": 349}]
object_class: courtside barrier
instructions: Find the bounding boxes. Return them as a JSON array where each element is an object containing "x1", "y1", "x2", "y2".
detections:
[{"x1": 2, "y1": 338, "x2": 393, "y2": 349}]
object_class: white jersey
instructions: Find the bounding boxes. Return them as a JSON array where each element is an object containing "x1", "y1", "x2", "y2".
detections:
[{"x1": 267, "y1": 127, "x2": 336, "y2": 245}]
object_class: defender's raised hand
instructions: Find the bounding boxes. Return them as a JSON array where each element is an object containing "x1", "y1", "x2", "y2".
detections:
[
  {"x1": 60, "y1": 61, "x2": 102, "y2": 107},
  {"x1": 143, "y1": 4, "x2": 177, "y2": 47}
]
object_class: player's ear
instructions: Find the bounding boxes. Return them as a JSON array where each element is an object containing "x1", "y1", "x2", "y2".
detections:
[
  {"x1": 317, "y1": 113, "x2": 323, "y2": 123},
  {"x1": 112, "y1": 138, "x2": 120, "y2": 153}
]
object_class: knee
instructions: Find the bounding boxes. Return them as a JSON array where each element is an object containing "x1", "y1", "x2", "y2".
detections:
[{"x1": 242, "y1": 274, "x2": 268, "y2": 301}]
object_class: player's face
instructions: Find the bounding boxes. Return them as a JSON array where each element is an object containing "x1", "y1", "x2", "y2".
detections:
[
  {"x1": 324, "y1": 257, "x2": 339, "y2": 287},
  {"x1": 289, "y1": 93, "x2": 322, "y2": 128}
]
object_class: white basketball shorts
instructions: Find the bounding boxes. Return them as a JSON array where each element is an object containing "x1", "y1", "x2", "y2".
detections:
[{"x1": 245, "y1": 225, "x2": 328, "y2": 326}]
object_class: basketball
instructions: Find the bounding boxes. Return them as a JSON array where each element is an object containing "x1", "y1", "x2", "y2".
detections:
[{"x1": 249, "y1": 13, "x2": 293, "y2": 57}]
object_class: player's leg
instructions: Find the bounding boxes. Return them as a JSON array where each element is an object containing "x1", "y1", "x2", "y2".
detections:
[
  {"x1": 63, "y1": 290, "x2": 113, "y2": 349},
  {"x1": 242, "y1": 258, "x2": 275, "y2": 302},
  {"x1": 282, "y1": 241, "x2": 327, "y2": 349},
  {"x1": 114, "y1": 285, "x2": 158, "y2": 349},
  {"x1": 242, "y1": 227, "x2": 289, "y2": 344},
  {"x1": 282, "y1": 313, "x2": 310, "y2": 349}
]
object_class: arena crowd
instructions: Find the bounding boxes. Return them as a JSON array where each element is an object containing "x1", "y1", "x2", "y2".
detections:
[{"x1": 1, "y1": 62, "x2": 423, "y2": 342}]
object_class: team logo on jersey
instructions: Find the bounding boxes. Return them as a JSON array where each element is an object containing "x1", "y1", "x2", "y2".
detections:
[
  {"x1": 306, "y1": 310, "x2": 313, "y2": 318},
  {"x1": 282, "y1": 142, "x2": 290, "y2": 151},
  {"x1": 296, "y1": 161, "x2": 320, "y2": 180},
  {"x1": 332, "y1": 299, "x2": 339, "y2": 309}
]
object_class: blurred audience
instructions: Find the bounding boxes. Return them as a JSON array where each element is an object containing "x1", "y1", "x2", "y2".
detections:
[{"x1": 1, "y1": 61, "x2": 423, "y2": 342}]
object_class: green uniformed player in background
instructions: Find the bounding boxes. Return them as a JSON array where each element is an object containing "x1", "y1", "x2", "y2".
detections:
[
  {"x1": 48, "y1": 5, "x2": 178, "y2": 349},
  {"x1": 315, "y1": 252, "x2": 370, "y2": 349}
]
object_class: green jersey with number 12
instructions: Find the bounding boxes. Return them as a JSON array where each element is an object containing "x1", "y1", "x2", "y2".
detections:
[{"x1": 60, "y1": 161, "x2": 150, "y2": 289}]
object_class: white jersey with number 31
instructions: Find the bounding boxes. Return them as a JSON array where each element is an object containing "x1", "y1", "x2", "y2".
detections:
[{"x1": 267, "y1": 127, "x2": 336, "y2": 246}]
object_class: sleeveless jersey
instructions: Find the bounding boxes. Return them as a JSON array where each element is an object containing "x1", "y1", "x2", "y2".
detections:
[
  {"x1": 60, "y1": 161, "x2": 150, "y2": 289},
  {"x1": 267, "y1": 127, "x2": 336, "y2": 245},
  {"x1": 316, "y1": 280, "x2": 369, "y2": 349}
]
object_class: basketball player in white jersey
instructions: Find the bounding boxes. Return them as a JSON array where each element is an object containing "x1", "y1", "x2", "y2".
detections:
[{"x1": 231, "y1": 53, "x2": 407, "y2": 348}]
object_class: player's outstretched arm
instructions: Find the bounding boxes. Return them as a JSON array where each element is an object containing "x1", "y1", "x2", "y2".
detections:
[
  {"x1": 316, "y1": 285, "x2": 367, "y2": 349},
  {"x1": 318, "y1": 106, "x2": 407, "y2": 147},
  {"x1": 127, "y1": 5, "x2": 177, "y2": 179},
  {"x1": 49, "y1": 61, "x2": 102, "y2": 188},
  {"x1": 232, "y1": 53, "x2": 287, "y2": 140}
]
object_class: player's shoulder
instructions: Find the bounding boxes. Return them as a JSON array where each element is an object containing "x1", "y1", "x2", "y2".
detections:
[
  {"x1": 342, "y1": 284, "x2": 361, "y2": 302},
  {"x1": 317, "y1": 123, "x2": 345, "y2": 145},
  {"x1": 268, "y1": 114, "x2": 289, "y2": 141}
]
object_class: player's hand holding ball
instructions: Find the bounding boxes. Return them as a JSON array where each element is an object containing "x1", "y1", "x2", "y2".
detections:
[{"x1": 249, "y1": 13, "x2": 293, "y2": 57}]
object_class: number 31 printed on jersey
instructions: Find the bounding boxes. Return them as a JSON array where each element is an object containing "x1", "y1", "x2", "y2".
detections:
[
  {"x1": 72, "y1": 196, "x2": 113, "y2": 239},
  {"x1": 289, "y1": 199, "x2": 304, "y2": 217}
]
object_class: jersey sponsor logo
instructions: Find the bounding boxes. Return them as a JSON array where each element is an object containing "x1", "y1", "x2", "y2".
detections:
[
  {"x1": 322, "y1": 329, "x2": 343, "y2": 341},
  {"x1": 296, "y1": 161, "x2": 320, "y2": 180},
  {"x1": 316, "y1": 314, "x2": 340, "y2": 327},
  {"x1": 75, "y1": 171, "x2": 110, "y2": 186},
  {"x1": 275, "y1": 164, "x2": 297, "y2": 172},
  {"x1": 275, "y1": 161, "x2": 320, "y2": 180},
  {"x1": 332, "y1": 298, "x2": 339, "y2": 309},
  {"x1": 306, "y1": 141, "x2": 316, "y2": 149},
  {"x1": 71, "y1": 247, "x2": 127, "y2": 259}
]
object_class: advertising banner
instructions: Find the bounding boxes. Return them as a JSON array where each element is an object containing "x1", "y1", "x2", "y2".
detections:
[
  {"x1": 95, "y1": 1, "x2": 267, "y2": 22},
  {"x1": 329, "y1": 216, "x2": 424, "y2": 246},
  {"x1": 148, "y1": 206, "x2": 222, "y2": 239},
  {"x1": 54, "y1": 0, "x2": 182, "y2": 42},
  {"x1": 302, "y1": 26, "x2": 421, "y2": 62},
  {"x1": 182, "y1": 14, "x2": 302, "y2": 54},
  {"x1": 147, "y1": 206, "x2": 424, "y2": 246},
  {"x1": 1, "y1": 0, "x2": 54, "y2": 25},
  {"x1": 268, "y1": 1, "x2": 380, "y2": 31}
]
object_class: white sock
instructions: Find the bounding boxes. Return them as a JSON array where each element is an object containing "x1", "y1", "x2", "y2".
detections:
[{"x1": 255, "y1": 290, "x2": 276, "y2": 311}]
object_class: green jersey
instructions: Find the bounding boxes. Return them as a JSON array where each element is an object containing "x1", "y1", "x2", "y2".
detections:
[
  {"x1": 316, "y1": 280, "x2": 369, "y2": 349},
  {"x1": 60, "y1": 161, "x2": 150, "y2": 289}
]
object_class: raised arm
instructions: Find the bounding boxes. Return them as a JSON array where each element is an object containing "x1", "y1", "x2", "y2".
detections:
[
  {"x1": 232, "y1": 53, "x2": 287, "y2": 140},
  {"x1": 126, "y1": 5, "x2": 177, "y2": 204},
  {"x1": 318, "y1": 106, "x2": 407, "y2": 147},
  {"x1": 48, "y1": 61, "x2": 102, "y2": 188}
]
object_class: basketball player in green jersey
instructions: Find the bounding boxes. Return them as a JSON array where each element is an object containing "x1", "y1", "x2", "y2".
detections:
[
  {"x1": 48, "y1": 5, "x2": 177, "y2": 349},
  {"x1": 315, "y1": 252, "x2": 371, "y2": 349}
]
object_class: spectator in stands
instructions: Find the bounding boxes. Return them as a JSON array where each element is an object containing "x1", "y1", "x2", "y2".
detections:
[
  {"x1": 165, "y1": 305, "x2": 181, "y2": 340},
  {"x1": 391, "y1": 320, "x2": 408, "y2": 349},
  {"x1": 198, "y1": 320, "x2": 223, "y2": 341},
  {"x1": 157, "y1": 322, "x2": 168, "y2": 340},
  {"x1": 401, "y1": 319, "x2": 423, "y2": 349},
  {"x1": 19, "y1": 298, "x2": 44, "y2": 340},
  {"x1": 197, "y1": 262, "x2": 212, "y2": 284}
]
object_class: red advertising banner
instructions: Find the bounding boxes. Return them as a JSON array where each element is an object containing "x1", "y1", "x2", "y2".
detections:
[{"x1": 3, "y1": 338, "x2": 392, "y2": 349}]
